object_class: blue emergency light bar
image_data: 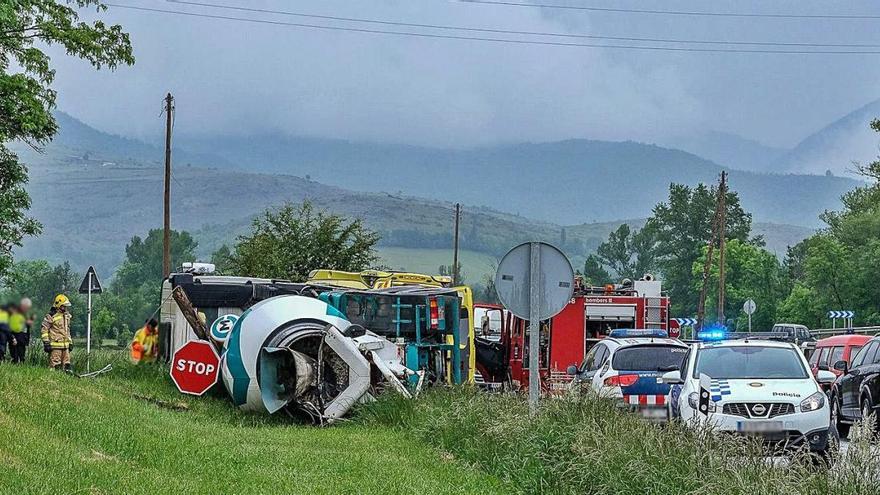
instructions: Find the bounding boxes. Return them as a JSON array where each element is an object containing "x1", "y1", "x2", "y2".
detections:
[
  {"x1": 697, "y1": 323, "x2": 728, "y2": 341},
  {"x1": 608, "y1": 329, "x2": 669, "y2": 339}
]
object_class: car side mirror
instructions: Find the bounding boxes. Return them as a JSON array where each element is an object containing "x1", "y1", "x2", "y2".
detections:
[
  {"x1": 661, "y1": 370, "x2": 683, "y2": 385},
  {"x1": 816, "y1": 370, "x2": 836, "y2": 384},
  {"x1": 833, "y1": 360, "x2": 848, "y2": 374},
  {"x1": 566, "y1": 365, "x2": 578, "y2": 376}
]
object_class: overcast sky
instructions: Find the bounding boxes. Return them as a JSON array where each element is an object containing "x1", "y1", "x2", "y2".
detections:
[{"x1": 49, "y1": 0, "x2": 880, "y2": 149}]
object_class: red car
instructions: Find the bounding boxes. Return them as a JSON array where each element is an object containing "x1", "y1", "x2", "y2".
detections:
[{"x1": 809, "y1": 335, "x2": 871, "y2": 388}]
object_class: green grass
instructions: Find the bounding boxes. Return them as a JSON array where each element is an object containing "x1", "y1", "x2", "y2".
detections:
[
  {"x1": 0, "y1": 350, "x2": 507, "y2": 495},
  {"x1": 360, "y1": 389, "x2": 880, "y2": 495},
  {"x1": 376, "y1": 246, "x2": 498, "y2": 284}
]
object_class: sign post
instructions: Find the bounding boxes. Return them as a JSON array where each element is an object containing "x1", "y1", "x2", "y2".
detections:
[
  {"x1": 170, "y1": 340, "x2": 221, "y2": 395},
  {"x1": 78, "y1": 266, "x2": 103, "y2": 372},
  {"x1": 495, "y1": 242, "x2": 574, "y2": 415},
  {"x1": 743, "y1": 299, "x2": 756, "y2": 332}
]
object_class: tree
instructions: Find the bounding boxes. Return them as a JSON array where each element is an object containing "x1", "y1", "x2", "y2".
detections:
[
  {"x1": 438, "y1": 262, "x2": 465, "y2": 284},
  {"x1": 595, "y1": 224, "x2": 656, "y2": 280},
  {"x1": 113, "y1": 229, "x2": 198, "y2": 292},
  {"x1": 646, "y1": 183, "x2": 755, "y2": 316},
  {"x1": 0, "y1": 1, "x2": 133, "y2": 276},
  {"x1": 582, "y1": 255, "x2": 611, "y2": 286},
  {"x1": 228, "y1": 201, "x2": 380, "y2": 281},
  {"x1": 692, "y1": 239, "x2": 786, "y2": 331}
]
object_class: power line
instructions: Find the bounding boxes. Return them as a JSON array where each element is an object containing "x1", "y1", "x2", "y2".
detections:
[
  {"x1": 104, "y1": 3, "x2": 880, "y2": 54},
  {"x1": 457, "y1": 0, "x2": 880, "y2": 20},
  {"x1": 165, "y1": 0, "x2": 880, "y2": 48}
]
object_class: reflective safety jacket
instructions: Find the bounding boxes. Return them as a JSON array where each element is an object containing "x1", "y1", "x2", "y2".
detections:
[
  {"x1": 10, "y1": 313, "x2": 26, "y2": 333},
  {"x1": 0, "y1": 309, "x2": 8, "y2": 331},
  {"x1": 41, "y1": 312, "x2": 72, "y2": 349},
  {"x1": 131, "y1": 326, "x2": 159, "y2": 363}
]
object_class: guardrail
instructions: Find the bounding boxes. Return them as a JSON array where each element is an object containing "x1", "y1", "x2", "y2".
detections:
[{"x1": 810, "y1": 326, "x2": 880, "y2": 337}]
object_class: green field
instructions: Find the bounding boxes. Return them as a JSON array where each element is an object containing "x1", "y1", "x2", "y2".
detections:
[
  {"x1": 0, "y1": 351, "x2": 506, "y2": 495},
  {"x1": 376, "y1": 247, "x2": 498, "y2": 284}
]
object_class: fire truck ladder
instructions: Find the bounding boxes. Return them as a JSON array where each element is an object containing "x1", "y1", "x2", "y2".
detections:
[{"x1": 644, "y1": 297, "x2": 665, "y2": 329}]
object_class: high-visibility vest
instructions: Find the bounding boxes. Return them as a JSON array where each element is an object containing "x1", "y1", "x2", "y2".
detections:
[
  {"x1": 0, "y1": 310, "x2": 9, "y2": 330},
  {"x1": 131, "y1": 327, "x2": 159, "y2": 363},
  {"x1": 9, "y1": 313, "x2": 26, "y2": 333}
]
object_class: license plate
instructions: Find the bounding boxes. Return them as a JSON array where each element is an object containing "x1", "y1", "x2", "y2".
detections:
[
  {"x1": 641, "y1": 408, "x2": 667, "y2": 419},
  {"x1": 737, "y1": 421, "x2": 783, "y2": 433}
]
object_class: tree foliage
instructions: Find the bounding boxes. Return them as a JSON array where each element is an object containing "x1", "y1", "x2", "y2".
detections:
[
  {"x1": 227, "y1": 201, "x2": 380, "y2": 281},
  {"x1": 582, "y1": 255, "x2": 611, "y2": 286},
  {"x1": 595, "y1": 224, "x2": 656, "y2": 280},
  {"x1": 0, "y1": 1, "x2": 133, "y2": 276},
  {"x1": 692, "y1": 239, "x2": 786, "y2": 330},
  {"x1": 645, "y1": 183, "x2": 755, "y2": 317}
]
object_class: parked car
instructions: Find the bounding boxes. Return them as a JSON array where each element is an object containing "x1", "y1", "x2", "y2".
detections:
[
  {"x1": 829, "y1": 336, "x2": 880, "y2": 438},
  {"x1": 809, "y1": 335, "x2": 871, "y2": 391},
  {"x1": 771, "y1": 323, "x2": 816, "y2": 346}
]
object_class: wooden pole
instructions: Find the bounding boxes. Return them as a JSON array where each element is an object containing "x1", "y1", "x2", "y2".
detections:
[
  {"x1": 452, "y1": 203, "x2": 461, "y2": 285},
  {"x1": 171, "y1": 287, "x2": 213, "y2": 347},
  {"x1": 163, "y1": 93, "x2": 174, "y2": 278},
  {"x1": 716, "y1": 171, "x2": 728, "y2": 325}
]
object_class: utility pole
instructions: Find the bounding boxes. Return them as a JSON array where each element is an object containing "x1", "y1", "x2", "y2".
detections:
[
  {"x1": 716, "y1": 171, "x2": 728, "y2": 325},
  {"x1": 696, "y1": 172, "x2": 726, "y2": 330},
  {"x1": 452, "y1": 203, "x2": 461, "y2": 285},
  {"x1": 163, "y1": 93, "x2": 174, "y2": 278}
]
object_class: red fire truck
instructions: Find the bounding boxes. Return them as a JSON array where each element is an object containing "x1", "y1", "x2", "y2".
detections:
[{"x1": 475, "y1": 276, "x2": 670, "y2": 391}]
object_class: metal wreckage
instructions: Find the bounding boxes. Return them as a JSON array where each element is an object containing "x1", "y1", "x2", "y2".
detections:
[{"x1": 161, "y1": 270, "x2": 471, "y2": 423}]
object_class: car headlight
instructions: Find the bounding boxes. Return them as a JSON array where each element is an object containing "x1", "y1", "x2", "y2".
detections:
[
  {"x1": 688, "y1": 392, "x2": 716, "y2": 412},
  {"x1": 800, "y1": 391, "x2": 825, "y2": 412}
]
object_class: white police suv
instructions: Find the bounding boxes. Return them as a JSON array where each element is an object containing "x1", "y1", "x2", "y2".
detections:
[
  {"x1": 567, "y1": 329, "x2": 689, "y2": 420},
  {"x1": 663, "y1": 337, "x2": 838, "y2": 455}
]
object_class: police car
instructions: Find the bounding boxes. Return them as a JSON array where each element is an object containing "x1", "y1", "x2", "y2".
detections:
[
  {"x1": 567, "y1": 329, "x2": 689, "y2": 420},
  {"x1": 662, "y1": 334, "x2": 838, "y2": 455}
]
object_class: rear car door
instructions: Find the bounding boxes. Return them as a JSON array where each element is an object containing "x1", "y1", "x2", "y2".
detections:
[
  {"x1": 862, "y1": 344, "x2": 880, "y2": 416},
  {"x1": 611, "y1": 344, "x2": 688, "y2": 408},
  {"x1": 842, "y1": 342, "x2": 875, "y2": 415}
]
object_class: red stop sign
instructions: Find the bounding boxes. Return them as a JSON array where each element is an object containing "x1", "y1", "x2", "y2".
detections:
[
  {"x1": 170, "y1": 340, "x2": 220, "y2": 396},
  {"x1": 668, "y1": 320, "x2": 681, "y2": 338}
]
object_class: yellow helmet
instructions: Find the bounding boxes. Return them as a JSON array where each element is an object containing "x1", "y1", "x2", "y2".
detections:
[{"x1": 53, "y1": 294, "x2": 72, "y2": 309}]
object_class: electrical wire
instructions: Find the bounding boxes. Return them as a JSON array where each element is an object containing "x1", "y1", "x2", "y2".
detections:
[
  {"x1": 456, "y1": 0, "x2": 880, "y2": 20},
  {"x1": 164, "y1": 0, "x2": 880, "y2": 48},
  {"x1": 104, "y1": 3, "x2": 880, "y2": 54}
]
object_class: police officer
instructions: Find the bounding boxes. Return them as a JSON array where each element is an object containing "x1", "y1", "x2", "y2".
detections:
[
  {"x1": 41, "y1": 294, "x2": 73, "y2": 372},
  {"x1": 0, "y1": 303, "x2": 10, "y2": 362},
  {"x1": 9, "y1": 298, "x2": 33, "y2": 364}
]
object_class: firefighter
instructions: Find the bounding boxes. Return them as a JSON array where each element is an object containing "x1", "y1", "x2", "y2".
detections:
[
  {"x1": 0, "y1": 303, "x2": 10, "y2": 362},
  {"x1": 131, "y1": 318, "x2": 159, "y2": 364},
  {"x1": 41, "y1": 294, "x2": 73, "y2": 372}
]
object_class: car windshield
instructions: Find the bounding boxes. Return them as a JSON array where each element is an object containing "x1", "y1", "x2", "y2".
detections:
[
  {"x1": 612, "y1": 344, "x2": 688, "y2": 371},
  {"x1": 693, "y1": 346, "x2": 808, "y2": 379}
]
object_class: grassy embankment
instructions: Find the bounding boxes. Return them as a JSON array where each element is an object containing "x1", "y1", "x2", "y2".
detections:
[
  {"x1": 0, "y1": 349, "x2": 506, "y2": 495},
  {"x1": 360, "y1": 390, "x2": 880, "y2": 495}
]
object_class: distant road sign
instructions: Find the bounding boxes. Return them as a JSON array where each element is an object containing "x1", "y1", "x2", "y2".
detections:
[
  {"x1": 743, "y1": 299, "x2": 757, "y2": 315},
  {"x1": 828, "y1": 310, "x2": 855, "y2": 319},
  {"x1": 495, "y1": 242, "x2": 574, "y2": 321},
  {"x1": 674, "y1": 318, "x2": 697, "y2": 327},
  {"x1": 170, "y1": 341, "x2": 220, "y2": 396},
  {"x1": 78, "y1": 266, "x2": 103, "y2": 294},
  {"x1": 210, "y1": 314, "x2": 238, "y2": 343}
]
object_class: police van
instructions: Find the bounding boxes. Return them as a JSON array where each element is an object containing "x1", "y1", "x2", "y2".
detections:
[{"x1": 662, "y1": 335, "x2": 838, "y2": 456}]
